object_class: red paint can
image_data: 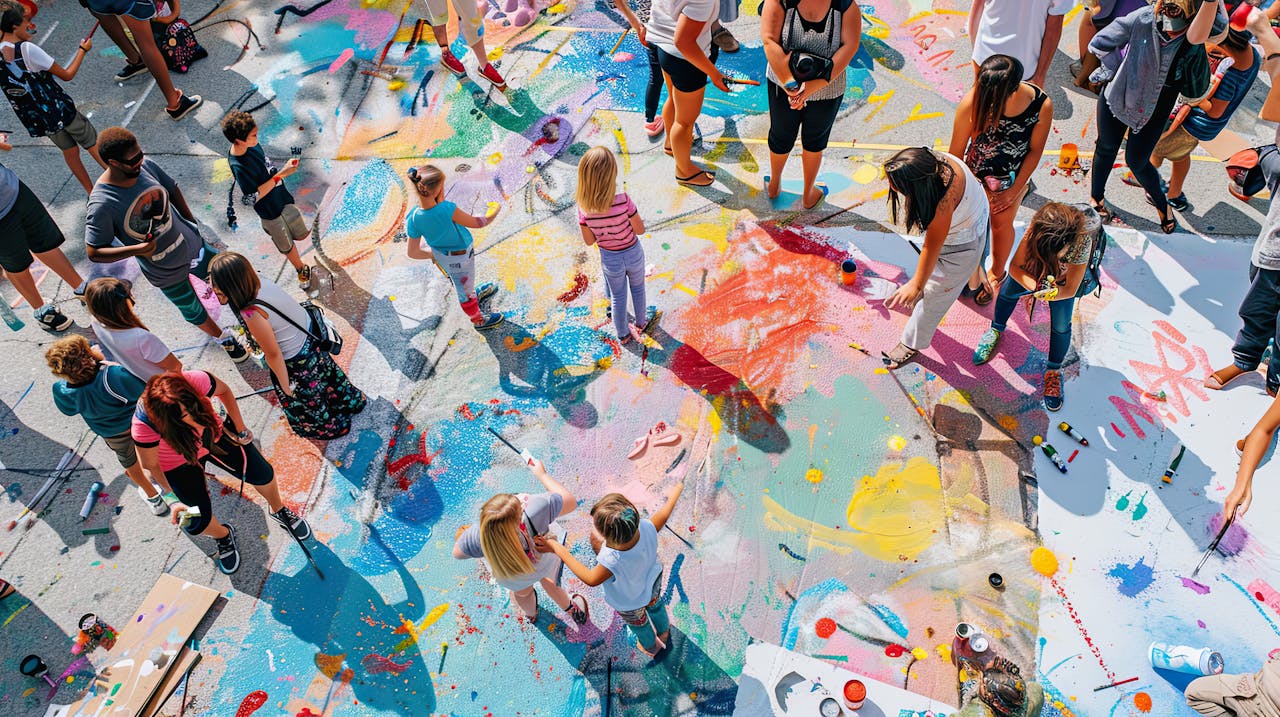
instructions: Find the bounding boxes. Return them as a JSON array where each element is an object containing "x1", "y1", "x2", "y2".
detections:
[{"x1": 843, "y1": 679, "x2": 866, "y2": 709}]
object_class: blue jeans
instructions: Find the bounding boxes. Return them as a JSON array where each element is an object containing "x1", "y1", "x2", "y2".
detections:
[
  {"x1": 991, "y1": 279, "x2": 1076, "y2": 370},
  {"x1": 615, "y1": 572, "x2": 668, "y2": 652},
  {"x1": 1232, "y1": 265, "x2": 1280, "y2": 391},
  {"x1": 601, "y1": 242, "x2": 646, "y2": 338}
]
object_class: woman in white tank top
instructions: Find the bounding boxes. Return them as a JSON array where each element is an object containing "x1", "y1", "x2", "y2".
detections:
[
  {"x1": 881, "y1": 147, "x2": 991, "y2": 368},
  {"x1": 208, "y1": 253, "x2": 366, "y2": 439}
]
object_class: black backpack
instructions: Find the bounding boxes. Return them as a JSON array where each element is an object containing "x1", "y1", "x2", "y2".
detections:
[{"x1": 1075, "y1": 213, "x2": 1109, "y2": 299}]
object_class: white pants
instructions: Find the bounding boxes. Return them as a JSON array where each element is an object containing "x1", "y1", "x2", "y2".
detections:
[
  {"x1": 901, "y1": 235, "x2": 986, "y2": 351},
  {"x1": 419, "y1": 0, "x2": 483, "y2": 46}
]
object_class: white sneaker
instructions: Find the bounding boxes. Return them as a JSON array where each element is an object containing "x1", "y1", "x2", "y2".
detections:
[{"x1": 138, "y1": 487, "x2": 168, "y2": 516}]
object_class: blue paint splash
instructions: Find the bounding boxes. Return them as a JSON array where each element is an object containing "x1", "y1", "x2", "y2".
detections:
[{"x1": 1106, "y1": 557, "x2": 1155, "y2": 597}]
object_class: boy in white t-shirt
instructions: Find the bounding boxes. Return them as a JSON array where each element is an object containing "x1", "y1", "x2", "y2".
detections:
[
  {"x1": 0, "y1": 0, "x2": 103, "y2": 193},
  {"x1": 969, "y1": 0, "x2": 1073, "y2": 87}
]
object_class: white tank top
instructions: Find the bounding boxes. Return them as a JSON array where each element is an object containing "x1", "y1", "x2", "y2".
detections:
[
  {"x1": 942, "y1": 152, "x2": 990, "y2": 247},
  {"x1": 248, "y1": 276, "x2": 310, "y2": 360}
]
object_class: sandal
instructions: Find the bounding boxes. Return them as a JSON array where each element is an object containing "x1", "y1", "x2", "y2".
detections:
[
  {"x1": 1091, "y1": 199, "x2": 1114, "y2": 225},
  {"x1": 567, "y1": 594, "x2": 590, "y2": 625},
  {"x1": 882, "y1": 342, "x2": 919, "y2": 369},
  {"x1": 0, "y1": 578, "x2": 13, "y2": 601},
  {"x1": 1205, "y1": 365, "x2": 1248, "y2": 390},
  {"x1": 650, "y1": 421, "x2": 681, "y2": 447},
  {"x1": 802, "y1": 183, "x2": 829, "y2": 210},
  {"x1": 972, "y1": 281, "x2": 995, "y2": 306},
  {"x1": 676, "y1": 170, "x2": 715, "y2": 188}
]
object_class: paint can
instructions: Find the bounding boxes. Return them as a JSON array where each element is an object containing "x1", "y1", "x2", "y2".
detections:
[
  {"x1": 818, "y1": 696, "x2": 844, "y2": 716},
  {"x1": 840, "y1": 260, "x2": 857, "y2": 285},
  {"x1": 969, "y1": 635, "x2": 990, "y2": 654},
  {"x1": 19, "y1": 654, "x2": 56, "y2": 688},
  {"x1": 78, "y1": 613, "x2": 118, "y2": 651},
  {"x1": 1059, "y1": 143, "x2": 1079, "y2": 169},
  {"x1": 956, "y1": 623, "x2": 979, "y2": 640},
  {"x1": 842, "y1": 679, "x2": 866, "y2": 710},
  {"x1": 1149, "y1": 642, "x2": 1224, "y2": 676}
]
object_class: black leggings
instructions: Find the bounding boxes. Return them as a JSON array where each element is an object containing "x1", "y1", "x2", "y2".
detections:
[
  {"x1": 767, "y1": 82, "x2": 843, "y2": 154},
  {"x1": 1091, "y1": 84, "x2": 1180, "y2": 215},
  {"x1": 644, "y1": 44, "x2": 662, "y2": 123},
  {"x1": 165, "y1": 431, "x2": 274, "y2": 535}
]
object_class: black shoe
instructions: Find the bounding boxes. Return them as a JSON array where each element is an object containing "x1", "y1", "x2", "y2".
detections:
[
  {"x1": 271, "y1": 506, "x2": 312, "y2": 541},
  {"x1": 473, "y1": 312, "x2": 504, "y2": 331},
  {"x1": 214, "y1": 524, "x2": 241, "y2": 575},
  {"x1": 114, "y1": 60, "x2": 148, "y2": 82},
  {"x1": 35, "y1": 305, "x2": 72, "y2": 332},
  {"x1": 221, "y1": 336, "x2": 249, "y2": 363},
  {"x1": 166, "y1": 93, "x2": 203, "y2": 120},
  {"x1": 1167, "y1": 193, "x2": 1191, "y2": 212}
]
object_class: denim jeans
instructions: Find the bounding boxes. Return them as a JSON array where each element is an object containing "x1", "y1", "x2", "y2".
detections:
[
  {"x1": 1232, "y1": 265, "x2": 1280, "y2": 390},
  {"x1": 991, "y1": 279, "x2": 1076, "y2": 370},
  {"x1": 601, "y1": 242, "x2": 646, "y2": 339},
  {"x1": 615, "y1": 572, "x2": 668, "y2": 652},
  {"x1": 1091, "y1": 84, "x2": 1180, "y2": 216}
]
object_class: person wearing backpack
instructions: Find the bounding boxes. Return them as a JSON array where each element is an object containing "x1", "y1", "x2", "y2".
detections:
[
  {"x1": 760, "y1": 0, "x2": 861, "y2": 210},
  {"x1": 207, "y1": 252, "x2": 365, "y2": 440},
  {"x1": 0, "y1": 1, "x2": 104, "y2": 194},
  {"x1": 972, "y1": 203, "x2": 1102, "y2": 412}
]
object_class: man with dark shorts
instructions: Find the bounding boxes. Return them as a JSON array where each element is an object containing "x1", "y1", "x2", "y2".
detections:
[
  {"x1": 0, "y1": 154, "x2": 84, "y2": 331},
  {"x1": 84, "y1": 127, "x2": 246, "y2": 362}
]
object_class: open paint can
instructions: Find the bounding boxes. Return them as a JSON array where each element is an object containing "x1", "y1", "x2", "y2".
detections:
[
  {"x1": 1150, "y1": 642, "x2": 1224, "y2": 676},
  {"x1": 842, "y1": 679, "x2": 866, "y2": 709},
  {"x1": 840, "y1": 260, "x2": 857, "y2": 285},
  {"x1": 956, "y1": 622, "x2": 979, "y2": 640},
  {"x1": 818, "y1": 696, "x2": 844, "y2": 716}
]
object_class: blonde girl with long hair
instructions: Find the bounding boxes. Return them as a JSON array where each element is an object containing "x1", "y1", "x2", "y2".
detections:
[
  {"x1": 453, "y1": 458, "x2": 589, "y2": 624},
  {"x1": 576, "y1": 146, "x2": 656, "y2": 343}
]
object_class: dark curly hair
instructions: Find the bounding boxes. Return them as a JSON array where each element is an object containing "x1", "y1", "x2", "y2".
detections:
[{"x1": 220, "y1": 110, "x2": 256, "y2": 143}]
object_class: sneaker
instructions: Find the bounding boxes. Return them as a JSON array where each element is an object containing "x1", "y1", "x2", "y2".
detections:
[
  {"x1": 297, "y1": 264, "x2": 313, "y2": 290},
  {"x1": 711, "y1": 26, "x2": 740, "y2": 53},
  {"x1": 439, "y1": 48, "x2": 467, "y2": 76},
  {"x1": 114, "y1": 60, "x2": 148, "y2": 82},
  {"x1": 221, "y1": 336, "x2": 249, "y2": 363},
  {"x1": 165, "y1": 93, "x2": 203, "y2": 120},
  {"x1": 34, "y1": 305, "x2": 72, "y2": 332},
  {"x1": 473, "y1": 312, "x2": 504, "y2": 331},
  {"x1": 973, "y1": 328, "x2": 1002, "y2": 365},
  {"x1": 138, "y1": 487, "x2": 168, "y2": 517},
  {"x1": 1043, "y1": 369, "x2": 1064, "y2": 412},
  {"x1": 1167, "y1": 193, "x2": 1190, "y2": 212},
  {"x1": 271, "y1": 506, "x2": 312, "y2": 541},
  {"x1": 477, "y1": 282, "x2": 498, "y2": 302},
  {"x1": 478, "y1": 63, "x2": 508, "y2": 91},
  {"x1": 644, "y1": 116, "x2": 665, "y2": 138},
  {"x1": 73, "y1": 280, "x2": 88, "y2": 298},
  {"x1": 214, "y1": 524, "x2": 241, "y2": 575}
]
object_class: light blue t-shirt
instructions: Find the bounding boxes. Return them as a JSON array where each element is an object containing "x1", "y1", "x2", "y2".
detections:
[
  {"x1": 405, "y1": 202, "x2": 471, "y2": 253},
  {"x1": 0, "y1": 163, "x2": 19, "y2": 217},
  {"x1": 597, "y1": 518, "x2": 662, "y2": 612}
]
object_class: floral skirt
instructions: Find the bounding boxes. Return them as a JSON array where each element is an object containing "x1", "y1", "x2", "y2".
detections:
[{"x1": 278, "y1": 343, "x2": 367, "y2": 439}]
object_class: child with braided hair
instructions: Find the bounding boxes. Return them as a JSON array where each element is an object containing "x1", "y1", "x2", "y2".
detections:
[{"x1": 535, "y1": 483, "x2": 683, "y2": 658}]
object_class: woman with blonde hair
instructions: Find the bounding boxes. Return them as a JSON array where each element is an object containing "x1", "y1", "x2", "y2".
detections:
[{"x1": 453, "y1": 458, "x2": 589, "y2": 624}]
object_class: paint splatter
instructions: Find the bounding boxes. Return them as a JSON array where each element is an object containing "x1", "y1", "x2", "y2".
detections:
[
  {"x1": 1134, "y1": 692, "x2": 1152, "y2": 712},
  {"x1": 1106, "y1": 558, "x2": 1155, "y2": 597},
  {"x1": 884, "y1": 644, "x2": 905, "y2": 657},
  {"x1": 235, "y1": 690, "x2": 269, "y2": 717},
  {"x1": 779, "y1": 543, "x2": 806, "y2": 561},
  {"x1": 804, "y1": 467, "x2": 824, "y2": 483},
  {"x1": 556, "y1": 273, "x2": 589, "y2": 303},
  {"x1": 815, "y1": 618, "x2": 837, "y2": 638},
  {"x1": 1181, "y1": 577, "x2": 1211, "y2": 595},
  {"x1": 1031, "y1": 547, "x2": 1059, "y2": 577},
  {"x1": 1208, "y1": 512, "x2": 1248, "y2": 556},
  {"x1": 361, "y1": 653, "x2": 411, "y2": 675}
]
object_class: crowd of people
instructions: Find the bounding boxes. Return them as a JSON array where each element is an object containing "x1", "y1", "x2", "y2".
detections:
[{"x1": 5, "y1": 0, "x2": 1280, "y2": 713}]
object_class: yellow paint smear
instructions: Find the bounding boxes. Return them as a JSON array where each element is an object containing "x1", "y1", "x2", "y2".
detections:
[
  {"x1": 852, "y1": 163, "x2": 880, "y2": 184},
  {"x1": 805, "y1": 468, "x2": 824, "y2": 484},
  {"x1": 1031, "y1": 547, "x2": 1059, "y2": 577},
  {"x1": 211, "y1": 158, "x2": 231, "y2": 185},
  {"x1": 683, "y1": 222, "x2": 730, "y2": 253}
]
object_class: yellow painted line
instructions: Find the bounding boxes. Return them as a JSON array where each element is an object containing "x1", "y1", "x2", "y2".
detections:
[
  {"x1": 528, "y1": 33, "x2": 574, "y2": 80},
  {"x1": 696, "y1": 136, "x2": 1225, "y2": 162}
]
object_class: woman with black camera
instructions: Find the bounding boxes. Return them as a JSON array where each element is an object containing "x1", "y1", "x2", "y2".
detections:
[{"x1": 761, "y1": 0, "x2": 861, "y2": 209}]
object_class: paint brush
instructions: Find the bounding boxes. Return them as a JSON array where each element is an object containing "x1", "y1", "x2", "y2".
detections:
[
  {"x1": 664, "y1": 523, "x2": 695, "y2": 550},
  {"x1": 486, "y1": 426, "x2": 522, "y2": 456},
  {"x1": 1094, "y1": 676, "x2": 1139, "y2": 692},
  {"x1": 606, "y1": 28, "x2": 629, "y2": 56},
  {"x1": 7, "y1": 449, "x2": 74, "y2": 530},
  {"x1": 1192, "y1": 513, "x2": 1234, "y2": 577},
  {"x1": 722, "y1": 76, "x2": 762, "y2": 87},
  {"x1": 437, "y1": 641, "x2": 449, "y2": 673},
  {"x1": 1162, "y1": 444, "x2": 1186, "y2": 484}
]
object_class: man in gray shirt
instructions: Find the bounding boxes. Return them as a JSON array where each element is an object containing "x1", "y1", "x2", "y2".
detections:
[{"x1": 84, "y1": 127, "x2": 245, "y2": 362}]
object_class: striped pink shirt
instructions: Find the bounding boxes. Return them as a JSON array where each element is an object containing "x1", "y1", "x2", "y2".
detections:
[{"x1": 578, "y1": 193, "x2": 639, "y2": 252}]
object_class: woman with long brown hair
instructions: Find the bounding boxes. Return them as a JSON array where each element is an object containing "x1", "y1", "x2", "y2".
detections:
[
  {"x1": 972, "y1": 202, "x2": 1099, "y2": 412},
  {"x1": 132, "y1": 371, "x2": 310, "y2": 575},
  {"x1": 208, "y1": 252, "x2": 365, "y2": 439},
  {"x1": 83, "y1": 277, "x2": 181, "y2": 380}
]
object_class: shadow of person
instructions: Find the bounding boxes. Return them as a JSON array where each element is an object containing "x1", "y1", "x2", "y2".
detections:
[
  {"x1": 478, "y1": 318, "x2": 602, "y2": 429},
  {"x1": 250, "y1": 530, "x2": 435, "y2": 713},
  {"x1": 0, "y1": 411, "x2": 105, "y2": 550},
  {"x1": 0, "y1": 581, "x2": 83, "y2": 717},
  {"x1": 625, "y1": 324, "x2": 790, "y2": 454}
]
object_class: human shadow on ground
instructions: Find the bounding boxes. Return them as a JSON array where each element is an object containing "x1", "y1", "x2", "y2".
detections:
[
  {"x1": 478, "y1": 317, "x2": 603, "y2": 429},
  {"x1": 244, "y1": 529, "x2": 435, "y2": 713},
  {"x1": 0, "y1": 582, "x2": 84, "y2": 717}
]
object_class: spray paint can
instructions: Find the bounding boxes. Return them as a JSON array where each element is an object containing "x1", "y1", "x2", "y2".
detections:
[
  {"x1": 1150, "y1": 642, "x2": 1224, "y2": 676},
  {"x1": 79, "y1": 482, "x2": 104, "y2": 521},
  {"x1": 1032, "y1": 436, "x2": 1068, "y2": 473},
  {"x1": 840, "y1": 259, "x2": 857, "y2": 286},
  {"x1": 1058, "y1": 422, "x2": 1089, "y2": 446}
]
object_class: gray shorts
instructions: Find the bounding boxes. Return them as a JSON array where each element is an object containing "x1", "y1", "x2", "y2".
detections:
[
  {"x1": 261, "y1": 204, "x2": 308, "y2": 254},
  {"x1": 103, "y1": 431, "x2": 138, "y2": 470},
  {"x1": 47, "y1": 112, "x2": 98, "y2": 151}
]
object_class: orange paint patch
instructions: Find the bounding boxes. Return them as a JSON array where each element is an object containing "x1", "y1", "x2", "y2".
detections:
[{"x1": 1134, "y1": 692, "x2": 1152, "y2": 712}]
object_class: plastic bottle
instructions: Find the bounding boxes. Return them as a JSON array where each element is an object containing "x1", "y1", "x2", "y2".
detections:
[{"x1": 1033, "y1": 435, "x2": 1068, "y2": 473}]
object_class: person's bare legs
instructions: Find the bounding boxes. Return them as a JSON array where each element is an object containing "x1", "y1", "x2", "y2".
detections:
[
  {"x1": 118, "y1": 15, "x2": 181, "y2": 108},
  {"x1": 1168, "y1": 156, "x2": 1191, "y2": 199},
  {"x1": 95, "y1": 13, "x2": 142, "y2": 65},
  {"x1": 250, "y1": 479, "x2": 287, "y2": 513},
  {"x1": 5, "y1": 267, "x2": 47, "y2": 309},
  {"x1": 539, "y1": 576, "x2": 572, "y2": 610},
  {"x1": 86, "y1": 144, "x2": 105, "y2": 170},
  {"x1": 667, "y1": 80, "x2": 708, "y2": 180},
  {"x1": 195, "y1": 317, "x2": 223, "y2": 340},
  {"x1": 125, "y1": 462, "x2": 159, "y2": 498},
  {"x1": 987, "y1": 197, "x2": 1020, "y2": 282},
  {"x1": 62, "y1": 147, "x2": 94, "y2": 194},
  {"x1": 431, "y1": 24, "x2": 451, "y2": 53},
  {"x1": 511, "y1": 585, "x2": 538, "y2": 617},
  {"x1": 801, "y1": 149, "x2": 823, "y2": 208},
  {"x1": 767, "y1": 151, "x2": 786, "y2": 198},
  {"x1": 284, "y1": 244, "x2": 304, "y2": 271},
  {"x1": 199, "y1": 515, "x2": 231, "y2": 539},
  {"x1": 1078, "y1": 9, "x2": 1097, "y2": 59},
  {"x1": 31, "y1": 247, "x2": 84, "y2": 290}
]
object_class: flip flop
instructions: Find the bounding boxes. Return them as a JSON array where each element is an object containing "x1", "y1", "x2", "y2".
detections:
[
  {"x1": 0, "y1": 578, "x2": 14, "y2": 602},
  {"x1": 1205, "y1": 367, "x2": 1248, "y2": 391},
  {"x1": 882, "y1": 343, "x2": 919, "y2": 370},
  {"x1": 802, "y1": 183, "x2": 829, "y2": 210},
  {"x1": 567, "y1": 594, "x2": 590, "y2": 625},
  {"x1": 676, "y1": 170, "x2": 715, "y2": 188},
  {"x1": 764, "y1": 175, "x2": 780, "y2": 200},
  {"x1": 650, "y1": 421, "x2": 681, "y2": 447},
  {"x1": 627, "y1": 434, "x2": 649, "y2": 460}
]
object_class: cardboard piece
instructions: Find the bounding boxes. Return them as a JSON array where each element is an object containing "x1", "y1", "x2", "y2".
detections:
[
  {"x1": 64, "y1": 574, "x2": 219, "y2": 716},
  {"x1": 140, "y1": 646, "x2": 201, "y2": 717}
]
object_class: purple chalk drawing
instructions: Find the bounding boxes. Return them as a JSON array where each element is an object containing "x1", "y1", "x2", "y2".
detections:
[
  {"x1": 1180, "y1": 577, "x2": 1211, "y2": 595},
  {"x1": 1207, "y1": 513, "x2": 1248, "y2": 556},
  {"x1": 1198, "y1": 620, "x2": 1207, "y2": 628},
  {"x1": 1106, "y1": 558, "x2": 1155, "y2": 597}
]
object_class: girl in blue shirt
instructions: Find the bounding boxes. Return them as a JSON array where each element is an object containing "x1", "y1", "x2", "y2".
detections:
[{"x1": 405, "y1": 165, "x2": 503, "y2": 330}]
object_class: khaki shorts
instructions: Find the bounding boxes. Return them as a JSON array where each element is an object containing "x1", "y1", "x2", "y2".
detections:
[
  {"x1": 261, "y1": 204, "x2": 309, "y2": 254},
  {"x1": 47, "y1": 112, "x2": 98, "y2": 151},
  {"x1": 103, "y1": 431, "x2": 138, "y2": 470},
  {"x1": 1154, "y1": 125, "x2": 1200, "y2": 162}
]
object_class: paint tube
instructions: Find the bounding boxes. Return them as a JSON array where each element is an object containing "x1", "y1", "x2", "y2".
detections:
[
  {"x1": 1032, "y1": 436, "x2": 1068, "y2": 473},
  {"x1": 79, "y1": 482, "x2": 104, "y2": 521},
  {"x1": 1057, "y1": 422, "x2": 1089, "y2": 446}
]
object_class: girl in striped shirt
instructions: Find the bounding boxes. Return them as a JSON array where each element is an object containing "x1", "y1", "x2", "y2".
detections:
[{"x1": 576, "y1": 146, "x2": 655, "y2": 342}]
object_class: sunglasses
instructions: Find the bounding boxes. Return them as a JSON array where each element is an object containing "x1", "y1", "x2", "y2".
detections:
[{"x1": 118, "y1": 150, "x2": 145, "y2": 167}]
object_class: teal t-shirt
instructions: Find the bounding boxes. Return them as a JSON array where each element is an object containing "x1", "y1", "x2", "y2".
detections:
[
  {"x1": 405, "y1": 203, "x2": 472, "y2": 253},
  {"x1": 52, "y1": 363, "x2": 146, "y2": 437}
]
